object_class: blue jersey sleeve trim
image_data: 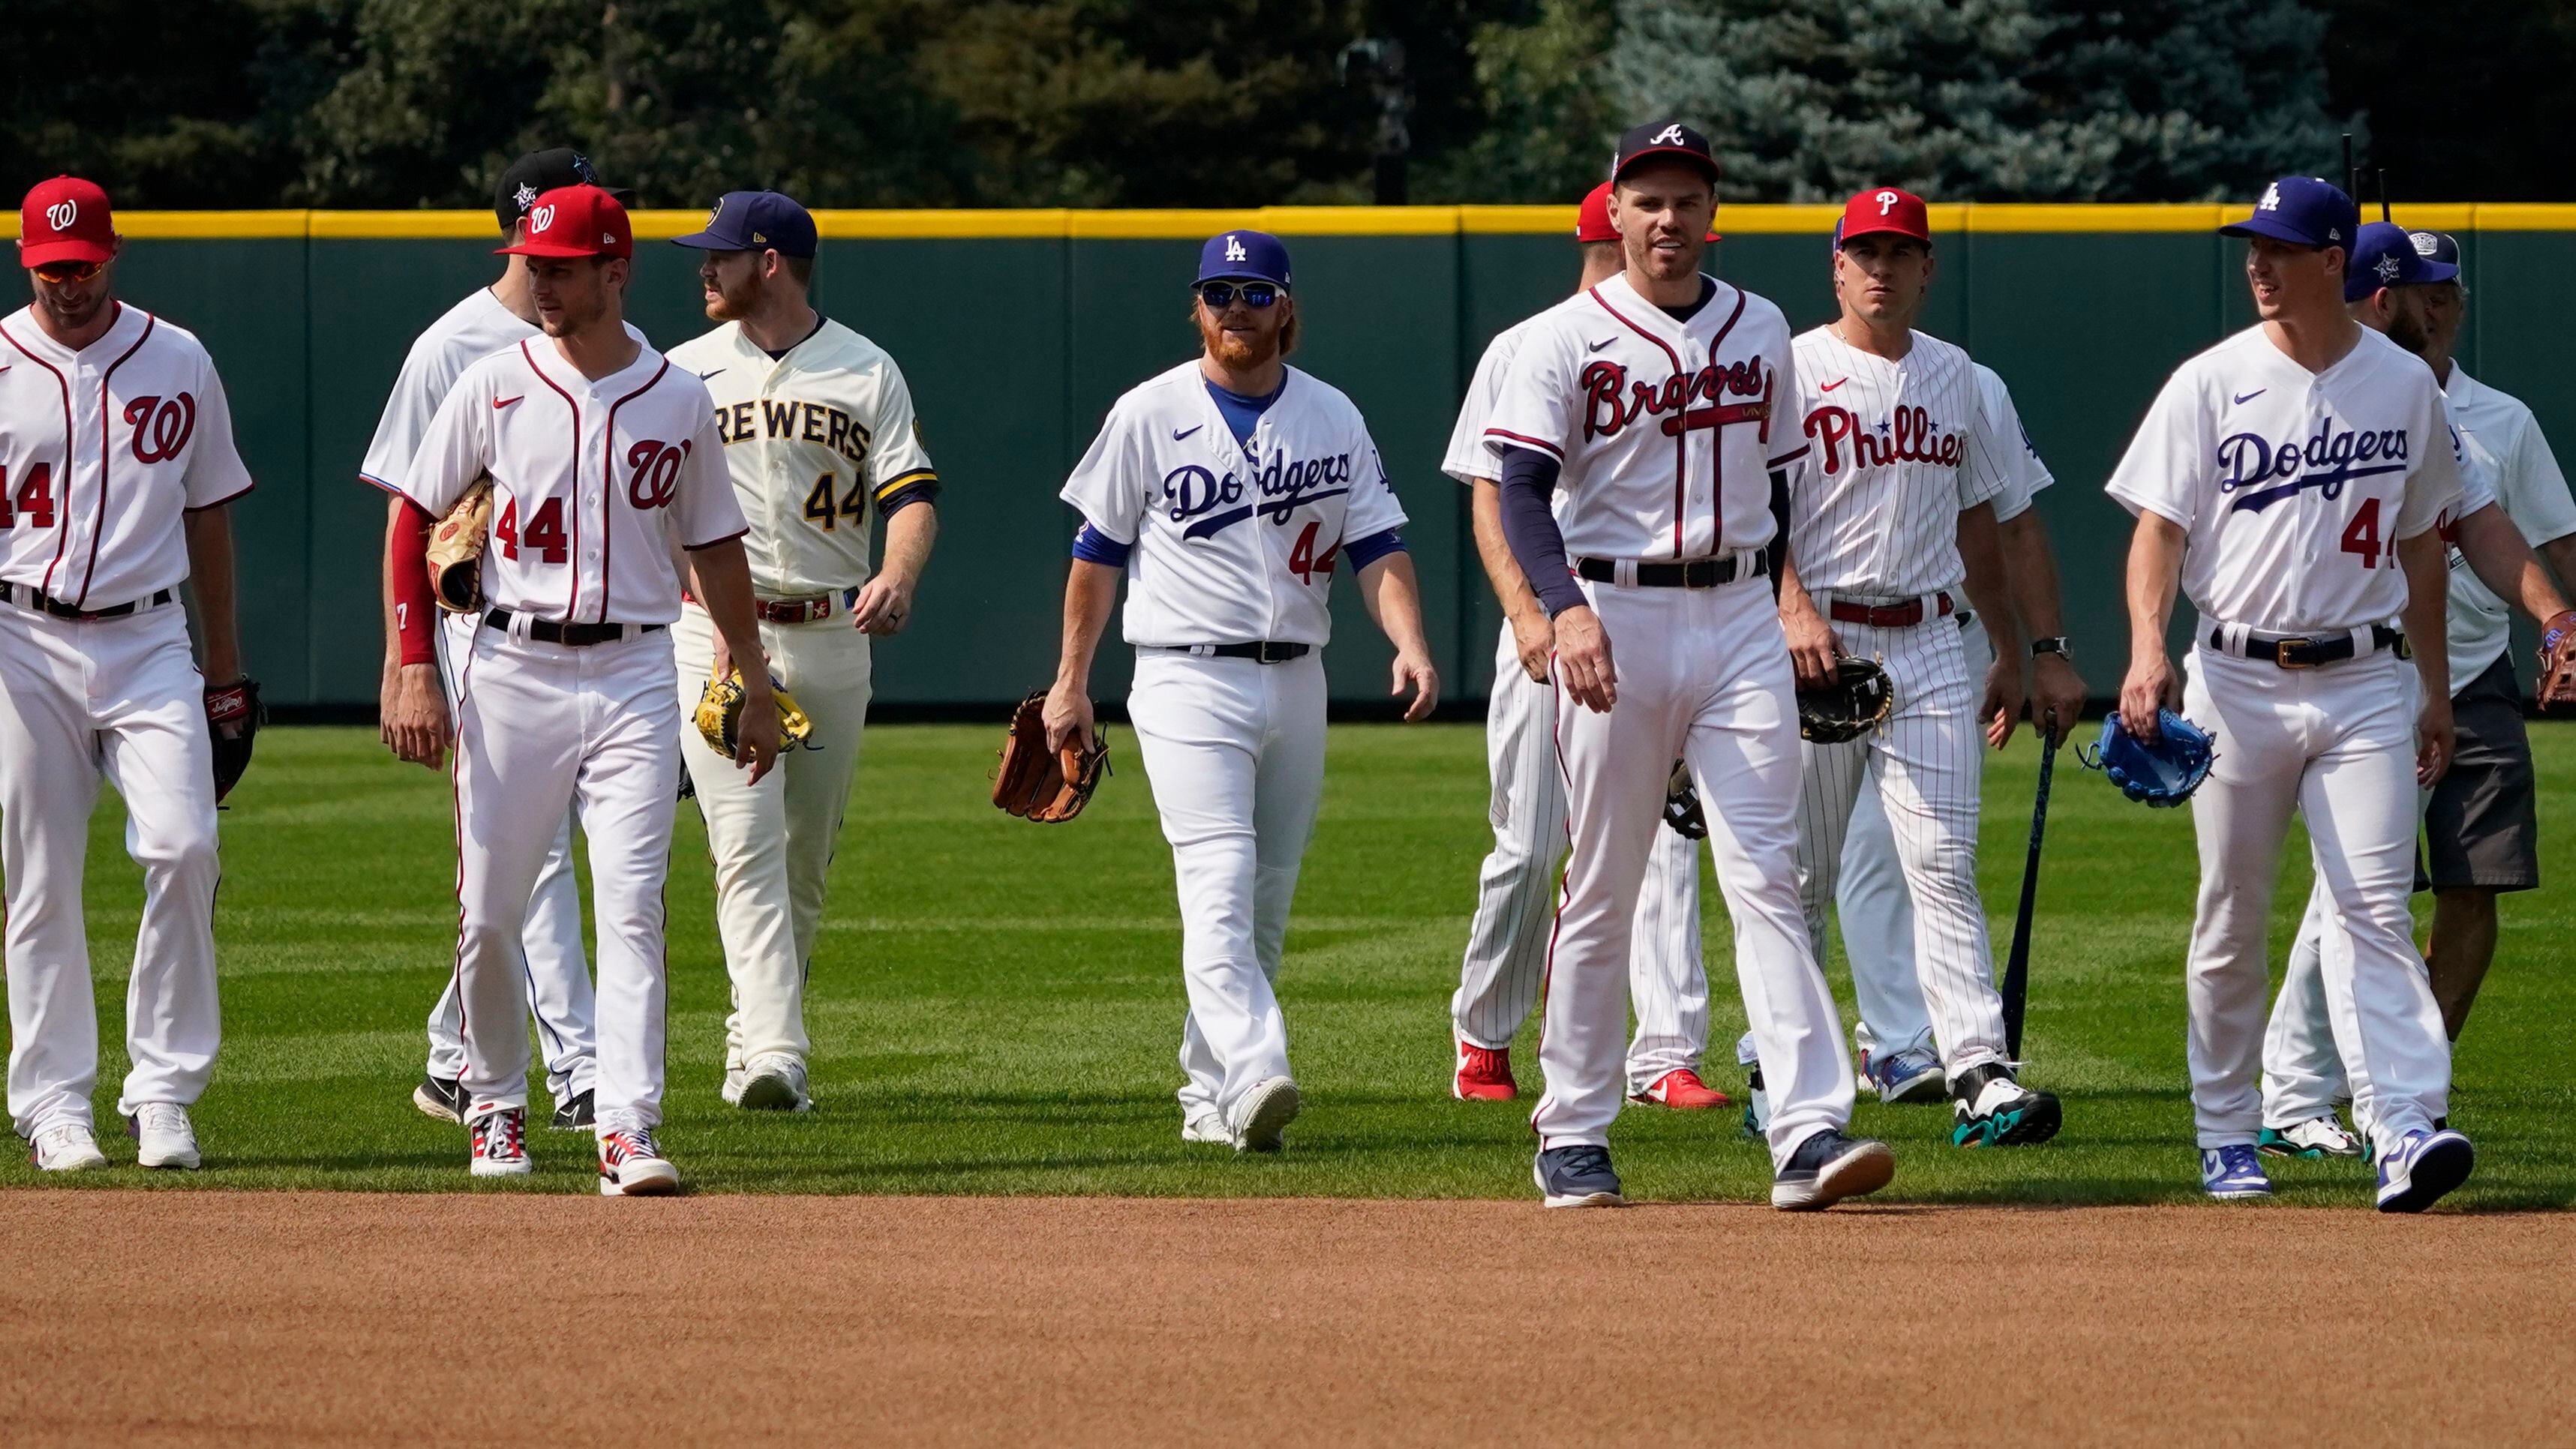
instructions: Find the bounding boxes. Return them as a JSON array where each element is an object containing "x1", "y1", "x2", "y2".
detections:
[
  {"x1": 1071, "y1": 523, "x2": 1133, "y2": 567},
  {"x1": 1342, "y1": 528, "x2": 1406, "y2": 571}
]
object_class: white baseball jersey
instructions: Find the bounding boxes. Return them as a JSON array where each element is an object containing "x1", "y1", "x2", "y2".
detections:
[
  {"x1": 400, "y1": 340, "x2": 746, "y2": 626},
  {"x1": 1443, "y1": 317, "x2": 1540, "y2": 484},
  {"x1": 664, "y1": 317, "x2": 938, "y2": 597},
  {"x1": 2106, "y1": 325, "x2": 2462, "y2": 635},
  {"x1": 1974, "y1": 363, "x2": 2053, "y2": 524},
  {"x1": 1061, "y1": 362, "x2": 1405, "y2": 648},
  {"x1": 1788, "y1": 327, "x2": 2011, "y2": 598},
  {"x1": 2440, "y1": 366, "x2": 2576, "y2": 680},
  {"x1": 359, "y1": 286, "x2": 644, "y2": 493},
  {"x1": 0, "y1": 304, "x2": 252, "y2": 608},
  {"x1": 1482, "y1": 273, "x2": 1797, "y2": 561}
]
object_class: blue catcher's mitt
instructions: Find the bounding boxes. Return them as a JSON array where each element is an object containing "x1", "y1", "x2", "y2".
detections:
[{"x1": 2076, "y1": 710, "x2": 2215, "y2": 807}]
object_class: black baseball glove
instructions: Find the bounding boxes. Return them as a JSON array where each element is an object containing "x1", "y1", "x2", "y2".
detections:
[
  {"x1": 1662, "y1": 759, "x2": 1706, "y2": 839},
  {"x1": 1797, "y1": 658, "x2": 1893, "y2": 744},
  {"x1": 206, "y1": 676, "x2": 263, "y2": 803}
]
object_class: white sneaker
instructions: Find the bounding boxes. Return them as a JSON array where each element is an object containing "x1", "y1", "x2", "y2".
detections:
[
  {"x1": 1181, "y1": 1109, "x2": 1229, "y2": 1144},
  {"x1": 1230, "y1": 1076, "x2": 1302, "y2": 1154},
  {"x1": 735, "y1": 1052, "x2": 811, "y2": 1112},
  {"x1": 2259, "y1": 1115, "x2": 2363, "y2": 1159},
  {"x1": 467, "y1": 1107, "x2": 533, "y2": 1178},
  {"x1": 721, "y1": 1065, "x2": 746, "y2": 1106},
  {"x1": 128, "y1": 1103, "x2": 201, "y2": 1169},
  {"x1": 599, "y1": 1127, "x2": 681, "y2": 1196},
  {"x1": 30, "y1": 1121, "x2": 107, "y2": 1172}
]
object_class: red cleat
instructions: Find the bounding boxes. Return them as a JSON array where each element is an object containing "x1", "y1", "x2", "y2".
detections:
[
  {"x1": 1631, "y1": 1068, "x2": 1730, "y2": 1109},
  {"x1": 1454, "y1": 1041, "x2": 1516, "y2": 1100}
]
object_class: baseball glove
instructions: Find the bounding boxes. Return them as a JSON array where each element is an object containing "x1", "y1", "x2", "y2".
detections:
[
  {"x1": 426, "y1": 476, "x2": 494, "y2": 614},
  {"x1": 2076, "y1": 710, "x2": 2215, "y2": 808},
  {"x1": 693, "y1": 668, "x2": 815, "y2": 756},
  {"x1": 2536, "y1": 609, "x2": 2576, "y2": 711},
  {"x1": 993, "y1": 689, "x2": 1109, "y2": 823},
  {"x1": 206, "y1": 676, "x2": 263, "y2": 804},
  {"x1": 1797, "y1": 658, "x2": 1894, "y2": 744},
  {"x1": 1662, "y1": 759, "x2": 1707, "y2": 839}
]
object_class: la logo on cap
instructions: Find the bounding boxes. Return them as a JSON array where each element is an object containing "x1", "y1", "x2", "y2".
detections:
[
  {"x1": 1225, "y1": 235, "x2": 1247, "y2": 262},
  {"x1": 2257, "y1": 183, "x2": 2282, "y2": 212}
]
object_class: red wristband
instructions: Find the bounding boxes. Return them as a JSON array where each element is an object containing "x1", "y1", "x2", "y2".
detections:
[{"x1": 390, "y1": 498, "x2": 438, "y2": 667}]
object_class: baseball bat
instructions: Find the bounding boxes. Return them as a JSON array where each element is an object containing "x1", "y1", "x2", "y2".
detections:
[
  {"x1": 2378, "y1": 168, "x2": 2391, "y2": 223},
  {"x1": 2343, "y1": 133, "x2": 2357, "y2": 200},
  {"x1": 2001, "y1": 710, "x2": 2058, "y2": 1060}
]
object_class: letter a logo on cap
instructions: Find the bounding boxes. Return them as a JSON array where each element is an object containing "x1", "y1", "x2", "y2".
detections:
[
  {"x1": 1650, "y1": 124, "x2": 1687, "y2": 145},
  {"x1": 1225, "y1": 235, "x2": 1247, "y2": 262},
  {"x1": 530, "y1": 203, "x2": 557, "y2": 233},
  {"x1": 1876, "y1": 190, "x2": 1899, "y2": 215}
]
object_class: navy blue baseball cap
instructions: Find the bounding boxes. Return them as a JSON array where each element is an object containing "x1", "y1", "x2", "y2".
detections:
[
  {"x1": 2344, "y1": 221, "x2": 2460, "y2": 302},
  {"x1": 1198, "y1": 230, "x2": 1291, "y2": 288},
  {"x1": 671, "y1": 190, "x2": 818, "y2": 259},
  {"x1": 2219, "y1": 176, "x2": 2358, "y2": 251},
  {"x1": 2411, "y1": 229, "x2": 2466, "y2": 285}
]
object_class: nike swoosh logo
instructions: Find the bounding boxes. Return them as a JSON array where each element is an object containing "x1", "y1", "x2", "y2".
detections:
[
  {"x1": 1820, "y1": 377, "x2": 1847, "y2": 392},
  {"x1": 2234, "y1": 388, "x2": 2266, "y2": 405},
  {"x1": 1587, "y1": 338, "x2": 1617, "y2": 353},
  {"x1": 1173, "y1": 424, "x2": 1204, "y2": 441},
  {"x1": 698, "y1": 368, "x2": 725, "y2": 380},
  {"x1": 493, "y1": 395, "x2": 523, "y2": 409}
]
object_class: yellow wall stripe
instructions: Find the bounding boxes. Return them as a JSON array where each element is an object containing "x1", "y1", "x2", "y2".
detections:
[{"x1": 11, "y1": 202, "x2": 2576, "y2": 242}]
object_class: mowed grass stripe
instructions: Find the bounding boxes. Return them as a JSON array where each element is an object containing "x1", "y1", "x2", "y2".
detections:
[{"x1": 6, "y1": 723, "x2": 2571, "y2": 1208}]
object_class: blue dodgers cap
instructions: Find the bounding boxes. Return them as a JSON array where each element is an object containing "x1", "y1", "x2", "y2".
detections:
[
  {"x1": 1197, "y1": 230, "x2": 1291, "y2": 288},
  {"x1": 671, "y1": 190, "x2": 818, "y2": 259},
  {"x1": 2220, "y1": 176, "x2": 2359, "y2": 251},
  {"x1": 2344, "y1": 221, "x2": 2460, "y2": 302}
]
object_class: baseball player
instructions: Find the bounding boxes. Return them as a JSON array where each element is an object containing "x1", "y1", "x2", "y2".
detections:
[
  {"x1": 1046, "y1": 230, "x2": 1438, "y2": 1154},
  {"x1": 2258, "y1": 223, "x2": 2576, "y2": 1158},
  {"x1": 369, "y1": 148, "x2": 635, "y2": 1133},
  {"x1": 1487, "y1": 122, "x2": 1892, "y2": 1210},
  {"x1": 1770, "y1": 188, "x2": 2062, "y2": 1148},
  {"x1": 665, "y1": 190, "x2": 941, "y2": 1112},
  {"x1": 3, "y1": 177, "x2": 253, "y2": 1172},
  {"x1": 2109, "y1": 177, "x2": 2472, "y2": 1210},
  {"x1": 1447, "y1": 181, "x2": 1721, "y2": 1111},
  {"x1": 1815, "y1": 361, "x2": 2086, "y2": 1109},
  {"x1": 384, "y1": 185, "x2": 779, "y2": 1193}
]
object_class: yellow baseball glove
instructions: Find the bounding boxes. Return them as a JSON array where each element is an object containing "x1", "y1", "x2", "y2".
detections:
[
  {"x1": 425, "y1": 476, "x2": 494, "y2": 613},
  {"x1": 695, "y1": 668, "x2": 815, "y2": 755}
]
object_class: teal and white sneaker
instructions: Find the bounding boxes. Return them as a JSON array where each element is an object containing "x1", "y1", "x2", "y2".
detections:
[
  {"x1": 1949, "y1": 1063, "x2": 2061, "y2": 1147},
  {"x1": 1739, "y1": 1066, "x2": 1769, "y2": 1141},
  {"x1": 2259, "y1": 1116, "x2": 2361, "y2": 1159}
]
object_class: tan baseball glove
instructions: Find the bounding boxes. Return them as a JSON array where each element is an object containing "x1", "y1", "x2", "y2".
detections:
[
  {"x1": 2537, "y1": 609, "x2": 2576, "y2": 711},
  {"x1": 695, "y1": 667, "x2": 815, "y2": 755},
  {"x1": 426, "y1": 476, "x2": 494, "y2": 613},
  {"x1": 993, "y1": 690, "x2": 1108, "y2": 823}
]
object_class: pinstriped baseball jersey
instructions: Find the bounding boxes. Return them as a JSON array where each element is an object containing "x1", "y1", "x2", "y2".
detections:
[
  {"x1": 2106, "y1": 325, "x2": 2462, "y2": 634},
  {"x1": 1482, "y1": 272, "x2": 1799, "y2": 561},
  {"x1": 1974, "y1": 363, "x2": 2052, "y2": 524},
  {"x1": 1443, "y1": 317, "x2": 1537, "y2": 484},
  {"x1": 664, "y1": 317, "x2": 935, "y2": 597},
  {"x1": 1788, "y1": 327, "x2": 2011, "y2": 598}
]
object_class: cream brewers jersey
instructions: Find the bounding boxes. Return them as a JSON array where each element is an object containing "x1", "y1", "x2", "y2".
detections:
[
  {"x1": 1976, "y1": 362, "x2": 2052, "y2": 524},
  {"x1": 1443, "y1": 315, "x2": 1540, "y2": 484},
  {"x1": 1788, "y1": 326, "x2": 2012, "y2": 598},
  {"x1": 1482, "y1": 272, "x2": 1797, "y2": 562},
  {"x1": 2106, "y1": 324, "x2": 2462, "y2": 636},
  {"x1": 0, "y1": 303, "x2": 254, "y2": 608},
  {"x1": 2439, "y1": 366, "x2": 2576, "y2": 680},
  {"x1": 400, "y1": 339, "x2": 745, "y2": 626},
  {"x1": 663, "y1": 316, "x2": 938, "y2": 597},
  {"x1": 1061, "y1": 362, "x2": 1406, "y2": 648},
  {"x1": 360, "y1": 286, "x2": 644, "y2": 493}
]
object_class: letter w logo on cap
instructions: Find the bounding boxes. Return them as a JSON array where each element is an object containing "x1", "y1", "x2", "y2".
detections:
[
  {"x1": 530, "y1": 204, "x2": 557, "y2": 232},
  {"x1": 45, "y1": 200, "x2": 77, "y2": 232}
]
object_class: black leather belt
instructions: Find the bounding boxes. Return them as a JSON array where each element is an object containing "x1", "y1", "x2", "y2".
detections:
[
  {"x1": 1157, "y1": 641, "x2": 1311, "y2": 664},
  {"x1": 483, "y1": 609, "x2": 667, "y2": 647},
  {"x1": 1575, "y1": 550, "x2": 1772, "y2": 588},
  {"x1": 0, "y1": 582, "x2": 176, "y2": 620},
  {"x1": 2214, "y1": 624, "x2": 2410, "y2": 669}
]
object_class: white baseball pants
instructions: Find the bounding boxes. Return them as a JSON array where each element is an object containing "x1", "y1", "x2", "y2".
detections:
[
  {"x1": 0, "y1": 602, "x2": 221, "y2": 1138},
  {"x1": 2181, "y1": 646, "x2": 2449, "y2": 1156},
  {"x1": 1130, "y1": 650, "x2": 1328, "y2": 1130},
  {"x1": 1456, "y1": 622, "x2": 1708, "y2": 1094},
  {"x1": 423, "y1": 614, "x2": 595, "y2": 1100},
  {"x1": 450, "y1": 623, "x2": 680, "y2": 1135},
  {"x1": 1533, "y1": 574, "x2": 1854, "y2": 1170},
  {"x1": 2259, "y1": 887, "x2": 2346, "y2": 1127},
  {"x1": 674, "y1": 602, "x2": 872, "y2": 1076},
  {"x1": 1793, "y1": 610, "x2": 2009, "y2": 1083}
]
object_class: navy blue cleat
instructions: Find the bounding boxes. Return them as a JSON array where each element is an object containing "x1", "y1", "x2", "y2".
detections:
[
  {"x1": 2201, "y1": 1144, "x2": 2270, "y2": 1200},
  {"x1": 1950, "y1": 1062, "x2": 2061, "y2": 1147},
  {"x1": 1771, "y1": 1129, "x2": 1895, "y2": 1210},
  {"x1": 2376, "y1": 1128, "x2": 2473, "y2": 1213},
  {"x1": 1533, "y1": 1144, "x2": 1623, "y2": 1208}
]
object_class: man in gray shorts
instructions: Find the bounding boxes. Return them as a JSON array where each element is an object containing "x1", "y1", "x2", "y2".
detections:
[{"x1": 2258, "y1": 226, "x2": 2576, "y2": 1156}]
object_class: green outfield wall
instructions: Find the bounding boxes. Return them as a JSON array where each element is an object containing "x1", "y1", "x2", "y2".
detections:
[{"x1": 30, "y1": 203, "x2": 2576, "y2": 709}]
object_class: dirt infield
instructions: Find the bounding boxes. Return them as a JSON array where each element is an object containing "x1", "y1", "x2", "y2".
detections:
[{"x1": 0, "y1": 1192, "x2": 2563, "y2": 1446}]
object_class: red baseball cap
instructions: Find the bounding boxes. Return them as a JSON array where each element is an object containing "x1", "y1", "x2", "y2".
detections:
[
  {"x1": 497, "y1": 185, "x2": 632, "y2": 260},
  {"x1": 1576, "y1": 181, "x2": 1722, "y2": 244},
  {"x1": 20, "y1": 177, "x2": 116, "y2": 268},
  {"x1": 1834, "y1": 186, "x2": 1932, "y2": 248}
]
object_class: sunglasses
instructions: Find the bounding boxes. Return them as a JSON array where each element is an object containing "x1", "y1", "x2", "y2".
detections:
[
  {"x1": 1194, "y1": 280, "x2": 1281, "y2": 310},
  {"x1": 32, "y1": 259, "x2": 103, "y2": 284}
]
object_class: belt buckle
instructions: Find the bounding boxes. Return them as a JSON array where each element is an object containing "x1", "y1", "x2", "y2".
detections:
[
  {"x1": 2273, "y1": 637, "x2": 2316, "y2": 669},
  {"x1": 1258, "y1": 641, "x2": 1290, "y2": 664}
]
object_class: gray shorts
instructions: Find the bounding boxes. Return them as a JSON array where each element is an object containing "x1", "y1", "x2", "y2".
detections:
[{"x1": 2424, "y1": 654, "x2": 2538, "y2": 892}]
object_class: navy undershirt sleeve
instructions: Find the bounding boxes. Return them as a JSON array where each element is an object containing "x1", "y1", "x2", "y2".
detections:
[
  {"x1": 1070, "y1": 522, "x2": 1132, "y2": 567},
  {"x1": 1498, "y1": 446, "x2": 1586, "y2": 617},
  {"x1": 1342, "y1": 527, "x2": 1406, "y2": 571}
]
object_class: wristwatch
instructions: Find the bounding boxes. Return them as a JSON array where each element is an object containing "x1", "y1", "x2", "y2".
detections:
[{"x1": 2029, "y1": 635, "x2": 2071, "y2": 660}]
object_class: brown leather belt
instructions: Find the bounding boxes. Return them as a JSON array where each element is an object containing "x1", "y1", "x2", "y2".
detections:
[
  {"x1": 686, "y1": 589, "x2": 857, "y2": 624},
  {"x1": 0, "y1": 581, "x2": 176, "y2": 620},
  {"x1": 1829, "y1": 592, "x2": 1954, "y2": 628}
]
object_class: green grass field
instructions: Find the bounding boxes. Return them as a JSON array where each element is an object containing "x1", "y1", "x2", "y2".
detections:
[{"x1": 8, "y1": 722, "x2": 2573, "y2": 1208}]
